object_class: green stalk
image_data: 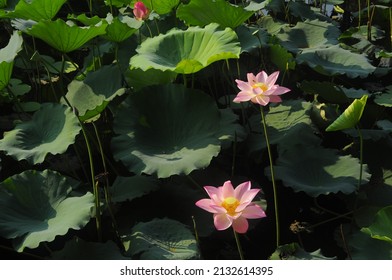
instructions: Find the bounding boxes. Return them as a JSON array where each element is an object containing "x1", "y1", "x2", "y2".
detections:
[
  {"x1": 233, "y1": 228, "x2": 244, "y2": 260},
  {"x1": 358, "y1": 0, "x2": 361, "y2": 28},
  {"x1": 356, "y1": 126, "x2": 364, "y2": 191},
  {"x1": 260, "y1": 106, "x2": 280, "y2": 247}
]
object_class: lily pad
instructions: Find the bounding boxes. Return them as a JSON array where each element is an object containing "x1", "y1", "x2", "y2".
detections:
[
  {"x1": 63, "y1": 65, "x2": 126, "y2": 122},
  {"x1": 0, "y1": 31, "x2": 23, "y2": 91},
  {"x1": 130, "y1": 23, "x2": 240, "y2": 74},
  {"x1": 297, "y1": 45, "x2": 376, "y2": 78},
  {"x1": 0, "y1": 169, "x2": 94, "y2": 252},
  {"x1": 177, "y1": 0, "x2": 264, "y2": 28},
  {"x1": 26, "y1": 18, "x2": 107, "y2": 53},
  {"x1": 0, "y1": 103, "x2": 81, "y2": 165},
  {"x1": 124, "y1": 218, "x2": 199, "y2": 259},
  {"x1": 348, "y1": 230, "x2": 392, "y2": 259},
  {"x1": 111, "y1": 84, "x2": 242, "y2": 178},
  {"x1": 0, "y1": 0, "x2": 67, "y2": 21},
  {"x1": 125, "y1": 68, "x2": 177, "y2": 91},
  {"x1": 270, "y1": 145, "x2": 370, "y2": 197},
  {"x1": 142, "y1": 0, "x2": 179, "y2": 15}
]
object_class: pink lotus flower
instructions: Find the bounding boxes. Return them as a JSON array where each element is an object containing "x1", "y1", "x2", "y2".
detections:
[
  {"x1": 195, "y1": 181, "x2": 266, "y2": 233},
  {"x1": 133, "y1": 1, "x2": 149, "y2": 20},
  {"x1": 233, "y1": 71, "x2": 290, "y2": 106}
]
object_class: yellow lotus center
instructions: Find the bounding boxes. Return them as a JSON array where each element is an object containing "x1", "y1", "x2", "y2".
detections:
[
  {"x1": 253, "y1": 82, "x2": 268, "y2": 92},
  {"x1": 221, "y1": 197, "x2": 240, "y2": 216}
]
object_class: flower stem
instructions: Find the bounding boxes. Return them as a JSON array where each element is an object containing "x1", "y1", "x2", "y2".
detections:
[
  {"x1": 260, "y1": 106, "x2": 280, "y2": 247},
  {"x1": 233, "y1": 228, "x2": 244, "y2": 260}
]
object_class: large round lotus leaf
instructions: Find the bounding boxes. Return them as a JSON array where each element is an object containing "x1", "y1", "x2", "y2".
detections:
[
  {"x1": 63, "y1": 65, "x2": 126, "y2": 122},
  {"x1": 276, "y1": 19, "x2": 340, "y2": 53},
  {"x1": 26, "y1": 18, "x2": 107, "y2": 53},
  {"x1": 0, "y1": 31, "x2": 23, "y2": 90},
  {"x1": 269, "y1": 145, "x2": 370, "y2": 197},
  {"x1": 0, "y1": 170, "x2": 94, "y2": 252},
  {"x1": 124, "y1": 218, "x2": 199, "y2": 259},
  {"x1": 0, "y1": 0, "x2": 67, "y2": 21},
  {"x1": 177, "y1": 0, "x2": 265, "y2": 28},
  {"x1": 111, "y1": 84, "x2": 241, "y2": 178},
  {"x1": 0, "y1": 103, "x2": 81, "y2": 165},
  {"x1": 247, "y1": 100, "x2": 321, "y2": 155},
  {"x1": 129, "y1": 23, "x2": 240, "y2": 74},
  {"x1": 297, "y1": 45, "x2": 376, "y2": 78}
]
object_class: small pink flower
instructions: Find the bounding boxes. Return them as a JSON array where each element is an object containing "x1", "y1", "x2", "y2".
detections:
[
  {"x1": 233, "y1": 71, "x2": 290, "y2": 106},
  {"x1": 195, "y1": 181, "x2": 266, "y2": 233},
  {"x1": 133, "y1": 1, "x2": 149, "y2": 20}
]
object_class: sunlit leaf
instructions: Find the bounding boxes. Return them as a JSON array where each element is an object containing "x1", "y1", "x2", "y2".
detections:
[
  {"x1": 130, "y1": 23, "x2": 240, "y2": 74},
  {"x1": 0, "y1": 31, "x2": 23, "y2": 90},
  {"x1": 26, "y1": 19, "x2": 107, "y2": 53},
  {"x1": 0, "y1": 103, "x2": 81, "y2": 164},
  {"x1": 135, "y1": 0, "x2": 179, "y2": 15},
  {"x1": 0, "y1": 170, "x2": 94, "y2": 252},
  {"x1": 362, "y1": 206, "x2": 392, "y2": 243},
  {"x1": 269, "y1": 145, "x2": 370, "y2": 197},
  {"x1": 326, "y1": 95, "x2": 368, "y2": 131},
  {"x1": 0, "y1": 0, "x2": 67, "y2": 21},
  {"x1": 63, "y1": 65, "x2": 126, "y2": 122},
  {"x1": 124, "y1": 218, "x2": 199, "y2": 259},
  {"x1": 111, "y1": 84, "x2": 243, "y2": 178},
  {"x1": 103, "y1": 14, "x2": 142, "y2": 42},
  {"x1": 177, "y1": 0, "x2": 264, "y2": 28}
]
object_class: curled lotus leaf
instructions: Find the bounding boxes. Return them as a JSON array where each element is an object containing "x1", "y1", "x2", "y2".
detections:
[{"x1": 130, "y1": 23, "x2": 240, "y2": 74}]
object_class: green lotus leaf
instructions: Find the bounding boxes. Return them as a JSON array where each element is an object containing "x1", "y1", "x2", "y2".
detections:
[
  {"x1": 362, "y1": 206, "x2": 392, "y2": 243},
  {"x1": 297, "y1": 45, "x2": 376, "y2": 78},
  {"x1": 236, "y1": 25, "x2": 268, "y2": 53},
  {"x1": 0, "y1": 0, "x2": 6, "y2": 8},
  {"x1": 124, "y1": 218, "x2": 199, "y2": 259},
  {"x1": 270, "y1": 145, "x2": 370, "y2": 197},
  {"x1": 63, "y1": 65, "x2": 126, "y2": 122},
  {"x1": 348, "y1": 230, "x2": 392, "y2": 259},
  {"x1": 139, "y1": 0, "x2": 179, "y2": 14},
  {"x1": 176, "y1": 0, "x2": 263, "y2": 28},
  {"x1": 110, "y1": 176, "x2": 160, "y2": 203},
  {"x1": 0, "y1": 170, "x2": 94, "y2": 252},
  {"x1": 247, "y1": 100, "x2": 321, "y2": 156},
  {"x1": 125, "y1": 68, "x2": 177, "y2": 91},
  {"x1": 103, "y1": 14, "x2": 142, "y2": 42},
  {"x1": 300, "y1": 81, "x2": 349, "y2": 103},
  {"x1": 0, "y1": 31, "x2": 23, "y2": 91},
  {"x1": 111, "y1": 84, "x2": 242, "y2": 178},
  {"x1": 375, "y1": 86, "x2": 392, "y2": 107},
  {"x1": 0, "y1": 103, "x2": 81, "y2": 165},
  {"x1": 130, "y1": 23, "x2": 240, "y2": 74},
  {"x1": 276, "y1": 19, "x2": 340, "y2": 53},
  {"x1": 269, "y1": 44, "x2": 296, "y2": 71},
  {"x1": 269, "y1": 243, "x2": 335, "y2": 260},
  {"x1": 0, "y1": 0, "x2": 67, "y2": 21},
  {"x1": 26, "y1": 19, "x2": 107, "y2": 53},
  {"x1": 51, "y1": 238, "x2": 128, "y2": 260},
  {"x1": 326, "y1": 95, "x2": 368, "y2": 131}
]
